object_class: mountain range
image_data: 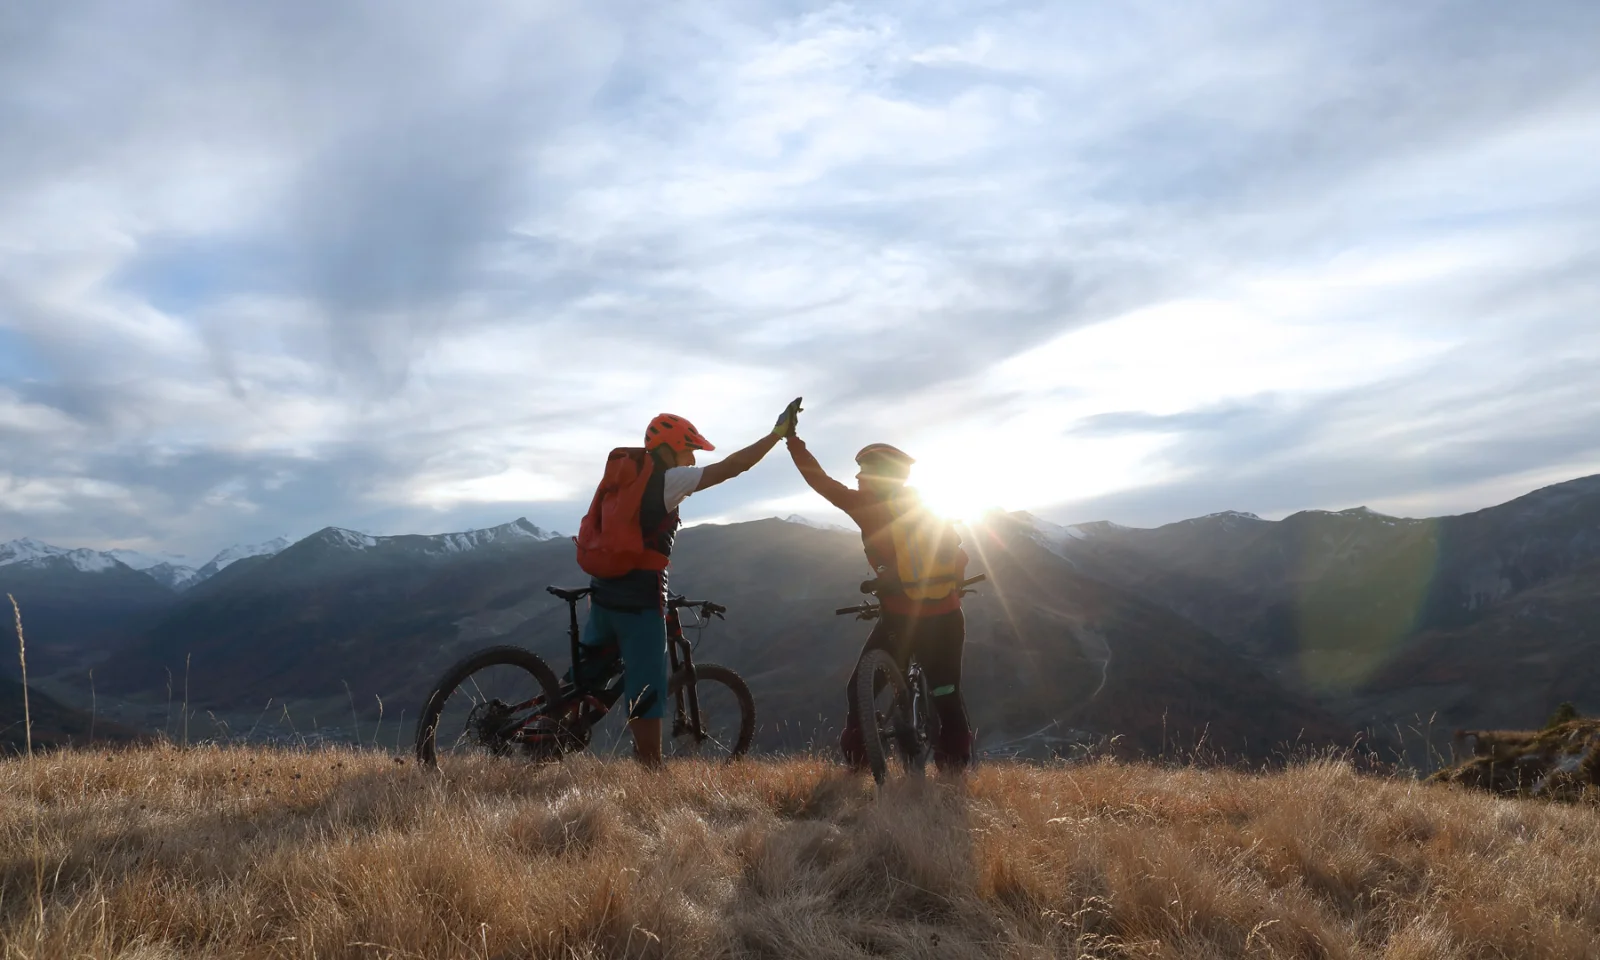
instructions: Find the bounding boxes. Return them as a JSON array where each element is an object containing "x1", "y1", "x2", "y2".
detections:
[
  {"x1": 4, "y1": 477, "x2": 1597, "y2": 762},
  {"x1": 1033, "y1": 474, "x2": 1600, "y2": 748},
  {"x1": 4, "y1": 535, "x2": 301, "y2": 594}
]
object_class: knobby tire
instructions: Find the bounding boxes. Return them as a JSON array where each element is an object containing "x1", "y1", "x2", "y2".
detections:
[
  {"x1": 666, "y1": 662, "x2": 755, "y2": 760},
  {"x1": 415, "y1": 645, "x2": 562, "y2": 771},
  {"x1": 852, "y1": 648, "x2": 913, "y2": 786}
]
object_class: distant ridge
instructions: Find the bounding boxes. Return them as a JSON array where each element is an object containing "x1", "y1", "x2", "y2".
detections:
[{"x1": 0, "y1": 521, "x2": 562, "y2": 594}]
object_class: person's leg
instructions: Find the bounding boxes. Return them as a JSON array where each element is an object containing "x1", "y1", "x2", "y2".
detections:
[
  {"x1": 581, "y1": 602, "x2": 612, "y2": 648},
  {"x1": 913, "y1": 609, "x2": 973, "y2": 772},
  {"x1": 630, "y1": 715, "x2": 663, "y2": 766},
  {"x1": 609, "y1": 607, "x2": 670, "y2": 767},
  {"x1": 840, "y1": 613, "x2": 910, "y2": 769},
  {"x1": 575, "y1": 605, "x2": 624, "y2": 696}
]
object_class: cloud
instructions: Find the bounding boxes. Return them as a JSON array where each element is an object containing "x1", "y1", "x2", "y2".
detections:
[
  {"x1": 0, "y1": 0, "x2": 1598, "y2": 554},
  {"x1": 1042, "y1": 345, "x2": 1600, "y2": 526}
]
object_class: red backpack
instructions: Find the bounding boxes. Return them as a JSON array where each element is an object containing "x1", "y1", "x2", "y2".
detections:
[{"x1": 573, "y1": 447, "x2": 672, "y2": 579}]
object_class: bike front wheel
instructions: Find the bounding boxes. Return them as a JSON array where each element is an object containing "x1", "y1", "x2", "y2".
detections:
[
  {"x1": 665, "y1": 662, "x2": 755, "y2": 760},
  {"x1": 415, "y1": 645, "x2": 564, "y2": 773},
  {"x1": 907, "y1": 668, "x2": 940, "y2": 779},
  {"x1": 852, "y1": 649, "x2": 917, "y2": 785}
]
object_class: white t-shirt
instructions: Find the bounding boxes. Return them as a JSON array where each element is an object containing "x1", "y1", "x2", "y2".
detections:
[{"x1": 662, "y1": 467, "x2": 704, "y2": 512}]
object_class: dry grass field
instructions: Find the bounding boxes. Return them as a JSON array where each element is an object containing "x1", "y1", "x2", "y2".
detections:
[{"x1": 2, "y1": 747, "x2": 1599, "y2": 959}]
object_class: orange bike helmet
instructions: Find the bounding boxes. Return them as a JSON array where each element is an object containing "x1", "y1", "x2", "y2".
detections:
[{"x1": 645, "y1": 413, "x2": 715, "y2": 453}]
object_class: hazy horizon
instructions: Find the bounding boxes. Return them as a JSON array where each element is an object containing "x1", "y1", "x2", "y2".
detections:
[{"x1": 10, "y1": 467, "x2": 1598, "y2": 566}]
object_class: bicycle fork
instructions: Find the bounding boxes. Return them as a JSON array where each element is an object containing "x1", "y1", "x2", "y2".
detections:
[{"x1": 666, "y1": 617, "x2": 705, "y2": 742}]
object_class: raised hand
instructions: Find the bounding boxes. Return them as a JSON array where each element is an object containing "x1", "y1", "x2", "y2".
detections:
[{"x1": 771, "y1": 396, "x2": 804, "y2": 437}]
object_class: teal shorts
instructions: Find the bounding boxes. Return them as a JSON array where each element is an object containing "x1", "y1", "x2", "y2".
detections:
[{"x1": 582, "y1": 604, "x2": 669, "y2": 720}]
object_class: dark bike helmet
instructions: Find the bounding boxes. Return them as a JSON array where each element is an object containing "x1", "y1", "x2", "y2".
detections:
[{"x1": 855, "y1": 443, "x2": 914, "y2": 480}]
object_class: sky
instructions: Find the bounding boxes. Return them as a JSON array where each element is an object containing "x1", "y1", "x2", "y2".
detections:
[{"x1": 2, "y1": 0, "x2": 1598, "y2": 561}]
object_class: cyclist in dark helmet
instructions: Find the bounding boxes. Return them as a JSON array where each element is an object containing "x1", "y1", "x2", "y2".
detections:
[{"x1": 785, "y1": 433, "x2": 974, "y2": 772}]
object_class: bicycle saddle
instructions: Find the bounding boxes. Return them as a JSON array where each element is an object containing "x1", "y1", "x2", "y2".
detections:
[{"x1": 547, "y1": 585, "x2": 593, "y2": 603}]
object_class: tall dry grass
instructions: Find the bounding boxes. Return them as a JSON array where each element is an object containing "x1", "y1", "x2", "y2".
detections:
[{"x1": 1, "y1": 747, "x2": 1598, "y2": 959}]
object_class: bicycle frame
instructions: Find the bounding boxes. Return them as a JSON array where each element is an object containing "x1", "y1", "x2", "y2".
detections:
[
  {"x1": 491, "y1": 591, "x2": 723, "y2": 754},
  {"x1": 666, "y1": 600, "x2": 703, "y2": 743},
  {"x1": 904, "y1": 660, "x2": 927, "y2": 740}
]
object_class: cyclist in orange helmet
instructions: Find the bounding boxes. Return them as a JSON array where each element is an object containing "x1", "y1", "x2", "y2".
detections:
[
  {"x1": 786, "y1": 434, "x2": 975, "y2": 773},
  {"x1": 578, "y1": 399, "x2": 803, "y2": 767}
]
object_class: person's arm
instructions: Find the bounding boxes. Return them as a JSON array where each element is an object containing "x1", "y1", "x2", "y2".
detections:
[
  {"x1": 786, "y1": 435, "x2": 858, "y2": 511},
  {"x1": 695, "y1": 434, "x2": 780, "y2": 491},
  {"x1": 695, "y1": 397, "x2": 803, "y2": 492}
]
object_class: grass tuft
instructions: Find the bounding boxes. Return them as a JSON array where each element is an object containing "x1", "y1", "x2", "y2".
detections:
[{"x1": 1433, "y1": 721, "x2": 1600, "y2": 802}]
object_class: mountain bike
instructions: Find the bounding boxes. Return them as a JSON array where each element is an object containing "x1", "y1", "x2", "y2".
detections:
[
  {"x1": 415, "y1": 585, "x2": 755, "y2": 772},
  {"x1": 836, "y1": 573, "x2": 986, "y2": 785}
]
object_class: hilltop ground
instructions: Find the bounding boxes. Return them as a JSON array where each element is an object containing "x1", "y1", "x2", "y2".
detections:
[{"x1": 2, "y1": 749, "x2": 1598, "y2": 959}]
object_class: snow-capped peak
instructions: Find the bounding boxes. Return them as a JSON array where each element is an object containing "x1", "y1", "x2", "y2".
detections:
[
  {"x1": 1335, "y1": 506, "x2": 1389, "y2": 518},
  {"x1": 505, "y1": 517, "x2": 563, "y2": 540},
  {"x1": 1019, "y1": 514, "x2": 1097, "y2": 561},
  {"x1": 1028, "y1": 514, "x2": 1098, "y2": 540},
  {"x1": 63, "y1": 548, "x2": 118, "y2": 572},
  {"x1": 206, "y1": 536, "x2": 293, "y2": 570},
  {"x1": 438, "y1": 518, "x2": 563, "y2": 547},
  {"x1": 311, "y1": 519, "x2": 563, "y2": 556},
  {"x1": 419, "y1": 521, "x2": 537, "y2": 560},
  {"x1": 781, "y1": 514, "x2": 853, "y2": 533},
  {"x1": 1179, "y1": 510, "x2": 1266, "y2": 531},
  {"x1": 2, "y1": 519, "x2": 563, "y2": 585},
  {"x1": 424, "y1": 518, "x2": 563, "y2": 553},
  {"x1": 143, "y1": 563, "x2": 203, "y2": 592},
  {"x1": 315, "y1": 528, "x2": 379, "y2": 551},
  {"x1": 0, "y1": 537, "x2": 60, "y2": 566},
  {"x1": 0, "y1": 538, "x2": 125, "y2": 574}
]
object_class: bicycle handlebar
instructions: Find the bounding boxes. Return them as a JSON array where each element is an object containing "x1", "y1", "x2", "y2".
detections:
[
  {"x1": 837, "y1": 573, "x2": 986, "y2": 618},
  {"x1": 670, "y1": 596, "x2": 727, "y2": 619},
  {"x1": 858, "y1": 573, "x2": 988, "y2": 596}
]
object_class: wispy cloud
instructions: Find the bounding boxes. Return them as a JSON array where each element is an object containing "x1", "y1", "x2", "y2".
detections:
[{"x1": 1, "y1": 0, "x2": 1597, "y2": 554}]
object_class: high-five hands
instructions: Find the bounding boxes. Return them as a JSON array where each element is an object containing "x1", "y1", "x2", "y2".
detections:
[{"x1": 771, "y1": 397, "x2": 804, "y2": 438}]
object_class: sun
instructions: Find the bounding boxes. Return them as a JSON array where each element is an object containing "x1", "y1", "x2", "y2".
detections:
[{"x1": 911, "y1": 463, "x2": 1002, "y2": 524}]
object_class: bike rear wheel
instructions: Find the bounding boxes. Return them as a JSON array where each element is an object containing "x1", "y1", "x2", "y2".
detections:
[
  {"x1": 852, "y1": 649, "x2": 915, "y2": 785},
  {"x1": 665, "y1": 662, "x2": 755, "y2": 760},
  {"x1": 415, "y1": 645, "x2": 564, "y2": 772}
]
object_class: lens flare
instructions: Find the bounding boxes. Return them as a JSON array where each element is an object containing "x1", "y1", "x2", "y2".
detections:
[{"x1": 912, "y1": 464, "x2": 1002, "y2": 523}]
